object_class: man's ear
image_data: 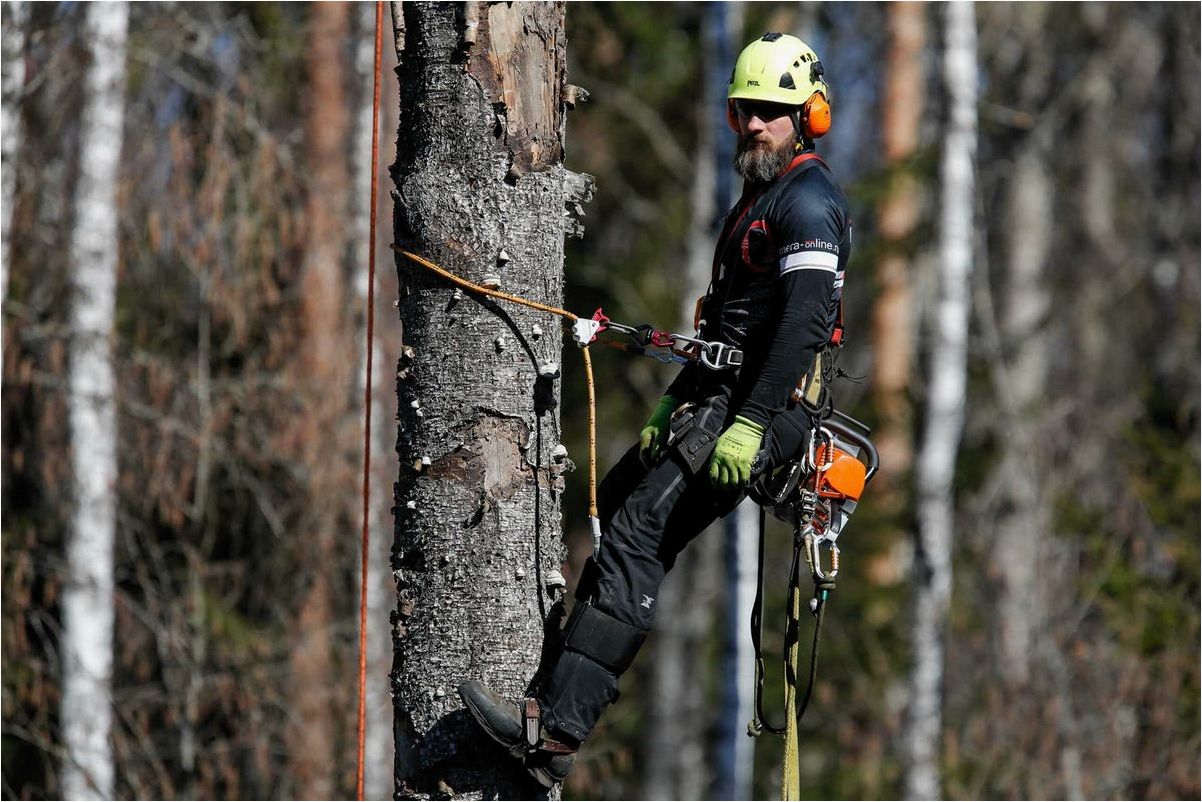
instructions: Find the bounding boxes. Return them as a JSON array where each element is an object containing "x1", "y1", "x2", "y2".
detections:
[{"x1": 725, "y1": 100, "x2": 740, "y2": 134}]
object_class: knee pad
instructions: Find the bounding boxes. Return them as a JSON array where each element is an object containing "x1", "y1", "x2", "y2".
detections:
[{"x1": 562, "y1": 601, "x2": 648, "y2": 675}]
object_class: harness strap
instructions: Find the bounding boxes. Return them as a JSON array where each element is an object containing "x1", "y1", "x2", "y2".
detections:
[
  {"x1": 520, "y1": 698, "x2": 578, "y2": 755},
  {"x1": 708, "y1": 152, "x2": 827, "y2": 291}
]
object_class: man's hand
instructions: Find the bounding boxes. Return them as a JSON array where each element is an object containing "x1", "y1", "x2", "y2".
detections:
[
  {"x1": 708, "y1": 416, "x2": 765, "y2": 489},
  {"x1": 638, "y1": 395, "x2": 679, "y2": 467}
]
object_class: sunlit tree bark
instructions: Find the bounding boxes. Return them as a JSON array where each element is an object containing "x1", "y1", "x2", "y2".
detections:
[
  {"x1": 61, "y1": 3, "x2": 128, "y2": 798},
  {"x1": 903, "y1": 3, "x2": 975, "y2": 799}
]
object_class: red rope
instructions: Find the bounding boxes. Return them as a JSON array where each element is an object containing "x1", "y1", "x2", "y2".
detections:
[{"x1": 356, "y1": 3, "x2": 384, "y2": 799}]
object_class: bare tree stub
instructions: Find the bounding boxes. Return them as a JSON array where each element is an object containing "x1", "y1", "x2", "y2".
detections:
[{"x1": 391, "y1": 3, "x2": 589, "y2": 798}]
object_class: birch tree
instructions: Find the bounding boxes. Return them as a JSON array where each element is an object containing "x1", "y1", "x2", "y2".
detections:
[
  {"x1": 61, "y1": 3, "x2": 128, "y2": 798},
  {"x1": 903, "y1": 3, "x2": 976, "y2": 799},
  {"x1": 390, "y1": 2, "x2": 591, "y2": 797},
  {"x1": 988, "y1": 3, "x2": 1053, "y2": 689},
  {"x1": 2, "y1": 0, "x2": 26, "y2": 306}
]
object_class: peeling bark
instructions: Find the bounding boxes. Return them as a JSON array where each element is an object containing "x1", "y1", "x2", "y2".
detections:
[{"x1": 391, "y1": 3, "x2": 583, "y2": 798}]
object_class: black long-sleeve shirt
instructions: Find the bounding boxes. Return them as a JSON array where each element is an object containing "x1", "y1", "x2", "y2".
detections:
[{"x1": 666, "y1": 152, "x2": 851, "y2": 428}]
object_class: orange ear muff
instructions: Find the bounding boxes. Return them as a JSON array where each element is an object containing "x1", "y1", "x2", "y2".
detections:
[
  {"x1": 803, "y1": 92, "x2": 831, "y2": 139},
  {"x1": 725, "y1": 100, "x2": 740, "y2": 134}
]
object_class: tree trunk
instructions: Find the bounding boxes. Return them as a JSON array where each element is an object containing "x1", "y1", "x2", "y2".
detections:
[
  {"x1": 2, "y1": 0, "x2": 27, "y2": 306},
  {"x1": 288, "y1": 4, "x2": 353, "y2": 798},
  {"x1": 903, "y1": 3, "x2": 976, "y2": 800},
  {"x1": 991, "y1": 4, "x2": 1053, "y2": 689},
  {"x1": 61, "y1": 3, "x2": 128, "y2": 798},
  {"x1": 390, "y1": 3, "x2": 590, "y2": 797},
  {"x1": 871, "y1": 1, "x2": 925, "y2": 487}
]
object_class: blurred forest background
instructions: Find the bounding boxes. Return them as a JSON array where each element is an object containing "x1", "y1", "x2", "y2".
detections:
[{"x1": 2, "y1": 2, "x2": 1198, "y2": 800}]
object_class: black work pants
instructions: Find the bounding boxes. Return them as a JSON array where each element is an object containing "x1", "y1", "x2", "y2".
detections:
[{"x1": 538, "y1": 392, "x2": 811, "y2": 743}]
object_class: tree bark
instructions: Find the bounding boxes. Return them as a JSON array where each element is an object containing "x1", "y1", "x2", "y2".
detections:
[
  {"x1": 871, "y1": 1, "x2": 926, "y2": 487},
  {"x1": 390, "y1": 3, "x2": 589, "y2": 798},
  {"x1": 903, "y1": 3, "x2": 976, "y2": 800},
  {"x1": 288, "y1": 4, "x2": 354, "y2": 798},
  {"x1": 61, "y1": 3, "x2": 128, "y2": 798}
]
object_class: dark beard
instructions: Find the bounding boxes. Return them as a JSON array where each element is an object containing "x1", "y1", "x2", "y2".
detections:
[{"x1": 733, "y1": 131, "x2": 799, "y2": 183}]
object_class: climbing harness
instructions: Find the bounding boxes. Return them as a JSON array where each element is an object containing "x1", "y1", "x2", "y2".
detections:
[{"x1": 746, "y1": 408, "x2": 878, "y2": 800}]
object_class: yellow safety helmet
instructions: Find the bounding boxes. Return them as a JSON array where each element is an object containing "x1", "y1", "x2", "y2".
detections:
[{"x1": 727, "y1": 33, "x2": 831, "y2": 139}]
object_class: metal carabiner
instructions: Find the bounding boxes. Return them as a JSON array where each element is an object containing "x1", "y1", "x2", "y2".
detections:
[
  {"x1": 699, "y1": 340, "x2": 744, "y2": 371},
  {"x1": 805, "y1": 426, "x2": 836, "y2": 474},
  {"x1": 804, "y1": 531, "x2": 841, "y2": 581}
]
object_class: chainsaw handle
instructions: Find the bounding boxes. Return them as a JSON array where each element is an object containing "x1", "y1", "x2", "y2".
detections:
[{"x1": 821, "y1": 417, "x2": 879, "y2": 483}]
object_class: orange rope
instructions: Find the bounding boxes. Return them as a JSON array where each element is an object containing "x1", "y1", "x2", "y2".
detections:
[{"x1": 356, "y1": 3, "x2": 383, "y2": 799}]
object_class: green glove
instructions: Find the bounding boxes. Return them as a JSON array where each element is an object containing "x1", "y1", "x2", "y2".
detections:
[
  {"x1": 638, "y1": 395, "x2": 679, "y2": 466},
  {"x1": 708, "y1": 415, "x2": 765, "y2": 489}
]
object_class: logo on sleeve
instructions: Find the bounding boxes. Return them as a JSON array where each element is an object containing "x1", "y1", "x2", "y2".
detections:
[{"x1": 779, "y1": 238, "x2": 839, "y2": 256}]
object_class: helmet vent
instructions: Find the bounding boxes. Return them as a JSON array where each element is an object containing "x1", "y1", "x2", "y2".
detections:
[
  {"x1": 761, "y1": 32, "x2": 783, "y2": 42},
  {"x1": 778, "y1": 73, "x2": 796, "y2": 90}
]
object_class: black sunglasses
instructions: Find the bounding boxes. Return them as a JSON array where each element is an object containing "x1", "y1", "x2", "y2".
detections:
[{"x1": 733, "y1": 99, "x2": 795, "y2": 122}]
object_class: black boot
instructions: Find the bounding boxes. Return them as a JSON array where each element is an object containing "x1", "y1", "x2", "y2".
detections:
[{"x1": 457, "y1": 681, "x2": 577, "y2": 788}]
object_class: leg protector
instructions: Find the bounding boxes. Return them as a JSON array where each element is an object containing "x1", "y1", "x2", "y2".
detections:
[{"x1": 562, "y1": 601, "x2": 648, "y2": 675}]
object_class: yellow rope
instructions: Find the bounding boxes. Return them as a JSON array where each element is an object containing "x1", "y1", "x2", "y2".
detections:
[
  {"x1": 391, "y1": 246, "x2": 598, "y2": 530},
  {"x1": 580, "y1": 345, "x2": 598, "y2": 520},
  {"x1": 393, "y1": 246, "x2": 580, "y2": 322},
  {"x1": 782, "y1": 583, "x2": 802, "y2": 800}
]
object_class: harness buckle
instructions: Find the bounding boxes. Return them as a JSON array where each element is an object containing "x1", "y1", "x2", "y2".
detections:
[
  {"x1": 523, "y1": 698, "x2": 541, "y2": 749},
  {"x1": 699, "y1": 341, "x2": 744, "y2": 371}
]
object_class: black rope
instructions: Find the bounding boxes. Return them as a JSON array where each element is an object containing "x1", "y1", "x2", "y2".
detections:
[{"x1": 748, "y1": 509, "x2": 833, "y2": 738}]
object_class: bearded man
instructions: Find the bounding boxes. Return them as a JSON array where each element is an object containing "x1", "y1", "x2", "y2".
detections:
[{"x1": 459, "y1": 32, "x2": 852, "y2": 787}]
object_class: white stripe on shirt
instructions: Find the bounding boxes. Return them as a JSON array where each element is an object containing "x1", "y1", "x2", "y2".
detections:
[{"x1": 779, "y1": 250, "x2": 839, "y2": 275}]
